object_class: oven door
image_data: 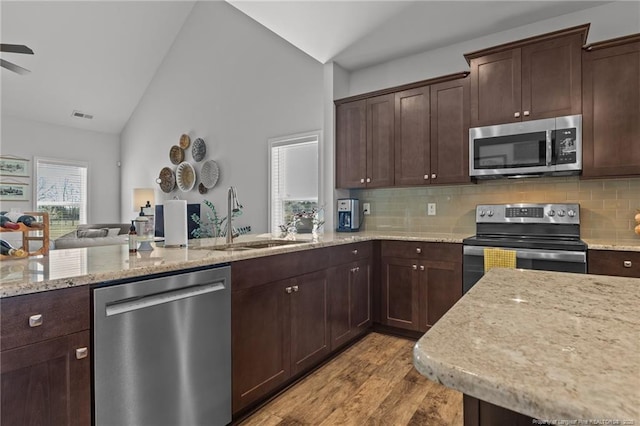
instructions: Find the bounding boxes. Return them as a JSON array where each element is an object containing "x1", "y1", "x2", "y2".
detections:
[{"x1": 463, "y1": 245, "x2": 586, "y2": 293}]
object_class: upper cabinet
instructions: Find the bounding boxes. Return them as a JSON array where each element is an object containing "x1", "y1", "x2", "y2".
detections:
[
  {"x1": 336, "y1": 73, "x2": 469, "y2": 189},
  {"x1": 336, "y1": 94, "x2": 394, "y2": 189},
  {"x1": 465, "y1": 24, "x2": 588, "y2": 127},
  {"x1": 582, "y1": 34, "x2": 640, "y2": 178}
]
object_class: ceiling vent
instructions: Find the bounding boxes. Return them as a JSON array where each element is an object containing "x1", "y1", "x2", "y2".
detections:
[{"x1": 72, "y1": 110, "x2": 94, "y2": 120}]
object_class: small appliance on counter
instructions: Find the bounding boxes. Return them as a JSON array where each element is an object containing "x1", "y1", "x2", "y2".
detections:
[{"x1": 337, "y1": 198, "x2": 360, "y2": 232}]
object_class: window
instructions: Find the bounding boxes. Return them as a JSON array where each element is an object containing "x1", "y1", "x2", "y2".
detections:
[
  {"x1": 35, "y1": 157, "x2": 88, "y2": 239},
  {"x1": 269, "y1": 131, "x2": 320, "y2": 233}
]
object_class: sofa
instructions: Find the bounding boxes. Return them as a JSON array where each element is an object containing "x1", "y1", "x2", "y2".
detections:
[{"x1": 54, "y1": 223, "x2": 130, "y2": 249}]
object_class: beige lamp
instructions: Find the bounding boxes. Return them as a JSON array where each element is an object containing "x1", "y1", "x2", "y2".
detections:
[{"x1": 132, "y1": 188, "x2": 155, "y2": 216}]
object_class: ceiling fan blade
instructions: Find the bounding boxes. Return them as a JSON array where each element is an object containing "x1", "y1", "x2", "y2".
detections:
[
  {"x1": 0, "y1": 44, "x2": 34, "y2": 55},
  {"x1": 0, "y1": 58, "x2": 31, "y2": 75}
]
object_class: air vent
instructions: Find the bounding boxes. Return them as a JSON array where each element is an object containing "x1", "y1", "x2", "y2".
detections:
[{"x1": 72, "y1": 110, "x2": 94, "y2": 120}]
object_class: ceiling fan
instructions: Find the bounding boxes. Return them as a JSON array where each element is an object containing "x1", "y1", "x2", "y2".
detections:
[{"x1": 0, "y1": 44, "x2": 34, "y2": 75}]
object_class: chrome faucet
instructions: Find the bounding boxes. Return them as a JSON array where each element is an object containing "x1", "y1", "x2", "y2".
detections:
[{"x1": 226, "y1": 186, "x2": 243, "y2": 244}]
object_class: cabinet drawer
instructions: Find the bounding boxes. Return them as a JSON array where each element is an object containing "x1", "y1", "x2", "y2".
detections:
[
  {"x1": 381, "y1": 241, "x2": 462, "y2": 262},
  {"x1": 330, "y1": 242, "x2": 372, "y2": 264},
  {"x1": 1, "y1": 287, "x2": 90, "y2": 351},
  {"x1": 588, "y1": 250, "x2": 640, "y2": 278}
]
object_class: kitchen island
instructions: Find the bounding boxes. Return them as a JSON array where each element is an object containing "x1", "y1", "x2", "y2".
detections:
[{"x1": 413, "y1": 268, "x2": 640, "y2": 424}]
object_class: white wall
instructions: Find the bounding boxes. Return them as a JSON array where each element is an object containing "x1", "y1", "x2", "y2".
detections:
[
  {"x1": 349, "y1": 1, "x2": 640, "y2": 96},
  {"x1": 0, "y1": 115, "x2": 120, "y2": 222},
  {"x1": 120, "y1": 1, "x2": 323, "y2": 233}
]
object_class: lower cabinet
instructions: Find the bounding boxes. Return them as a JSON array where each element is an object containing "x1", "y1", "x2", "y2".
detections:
[
  {"x1": 588, "y1": 250, "x2": 640, "y2": 278},
  {"x1": 0, "y1": 287, "x2": 91, "y2": 426},
  {"x1": 381, "y1": 241, "x2": 462, "y2": 332},
  {"x1": 232, "y1": 268, "x2": 330, "y2": 413}
]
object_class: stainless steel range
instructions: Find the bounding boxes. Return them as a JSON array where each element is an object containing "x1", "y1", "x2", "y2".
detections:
[{"x1": 462, "y1": 203, "x2": 587, "y2": 293}]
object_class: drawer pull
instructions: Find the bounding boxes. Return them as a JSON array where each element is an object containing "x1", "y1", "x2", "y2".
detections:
[
  {"x1": 416, "y1": 248, "x2": 422, "y2": 254},
  {"x1": 292, "y1": 285, "x2": 299, "y2": 292},
  {"x1": 29, "y1": 314, "x2": 43, "y2": 328},
  {"x1": 352, "y1": 249, "x2": 358, "y2": 255},
  {"x1": 285, "y1": 287, "x2": 293, "y2": 294},
  {"x1": 412, "y1": 265, "x2": 417, "y2": 270},
  {"x1": 76, "y1": 347, "x2": 88, "y2": 360},
  {"x1": 420, "y1": 265, "x2": 425, "y2": 271},
  {"x1": 623, "y1": 260, "x2": 632, "y2": 268}
]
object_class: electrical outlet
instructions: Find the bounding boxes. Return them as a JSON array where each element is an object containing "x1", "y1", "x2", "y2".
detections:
[
  {"x1": 363, "y1": 203, "x2": 371, "y2": 215},
  {"x1": 427, "y1": 203, "x2": 436, "y2": 216}
]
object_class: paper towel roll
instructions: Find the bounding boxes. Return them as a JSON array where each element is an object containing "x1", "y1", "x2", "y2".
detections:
[{"x1": 163, "y1": 200, "x2": 187, "y2": 247}]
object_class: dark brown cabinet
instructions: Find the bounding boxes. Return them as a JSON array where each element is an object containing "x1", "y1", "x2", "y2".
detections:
[
  {"x1": 328, "y1": 242, "x2": 373, "y2": 351},
  {"x1": 467, "y1": 25, "x2": 586, "y2": 127},
  {"x1": 232, "y1": 267, "x2": 329, "y2": 413},
  {"x1": 588, "y1": 249, "x2": 640, "y2": 278},
  {"x1": 582, "y1": 34, "x2": 640, "y2": 178},
  {"x1": 0, "y1": 287, "x2": 91, "y2": 426},
  {"x1": 394, "y1": 86, "x2": 431, "y2": 186},
  {"x1": 336, "y1": 94, "x2": 394, "y2": 189},
  {"x1": 381, "y1": 241, "x2": 462, "y2": 332}
]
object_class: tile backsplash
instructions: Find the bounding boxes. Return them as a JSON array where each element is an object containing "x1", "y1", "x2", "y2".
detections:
[{"x1": 353, "y1": 177, "x2": 640, "y2": 242}]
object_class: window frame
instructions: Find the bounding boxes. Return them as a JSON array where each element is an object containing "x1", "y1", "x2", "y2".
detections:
[{"x1": 267, "y1": 130, "x2": 323, "y2": 234}]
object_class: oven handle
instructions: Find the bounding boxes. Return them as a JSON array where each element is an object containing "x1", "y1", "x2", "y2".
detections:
[
  {"x1": 463, "y1": 245, "x2": 586, "y2": 263},
  {"x1": 546, "y1": 129, "x2": 553, "y2": 166}
]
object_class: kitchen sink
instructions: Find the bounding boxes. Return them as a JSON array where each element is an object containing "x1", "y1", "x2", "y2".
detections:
[{"x1": 197, "y1": 239, "x2": 308, "y2": 252}]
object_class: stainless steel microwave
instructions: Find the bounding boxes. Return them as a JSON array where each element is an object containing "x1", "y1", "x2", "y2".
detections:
[{"x1": 469, "y1": 114, "x2": 582, "y2": 179}]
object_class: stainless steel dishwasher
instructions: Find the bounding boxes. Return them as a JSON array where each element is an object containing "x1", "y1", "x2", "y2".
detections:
[{"x1": 93, "y1": 265, "x2": 231, "y2": 426}]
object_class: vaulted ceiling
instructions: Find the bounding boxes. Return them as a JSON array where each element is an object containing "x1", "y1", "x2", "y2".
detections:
[{"x1": 0, "y1": 1, "x2": 609, "y2": 135}]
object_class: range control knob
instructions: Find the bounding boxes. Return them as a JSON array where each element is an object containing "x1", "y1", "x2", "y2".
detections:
[
  {"x1": 558, "y1": 210, "x2": 566, "y2": 217},
  {"x1": 567, "y1": 210, "x2": 576, "y2": 217},
  {"x1": 487, "y1": 210, "x2": 494, "y2": 217},
  {"x1": 547, "y1": 210, "x2": 556, "y2": 217},
  {"x1": 479, "y1": 210, "x2": 486, "y2": 217}
]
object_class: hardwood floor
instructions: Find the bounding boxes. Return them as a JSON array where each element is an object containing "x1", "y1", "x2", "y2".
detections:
[{"x1": 239, "y1": 332, "x2": 463, "y2": 426}]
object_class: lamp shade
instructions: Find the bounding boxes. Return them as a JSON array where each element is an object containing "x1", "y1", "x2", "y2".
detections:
[{"x1": 132, "y1": 188, "x2": 155, "y2": 213}]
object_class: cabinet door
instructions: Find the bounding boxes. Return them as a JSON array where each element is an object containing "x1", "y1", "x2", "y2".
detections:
[
  {"x1": 366, "y1": 94, "x2": 395, "y2": 187},
  {"x1": 328, "y1": 264, "x2": 352, "y2": 351},
  {"x1": 582, "y1": 38, "x2": 640, "y2": 178},
  {"x1": 232, "y1": 280, "x2": 290, "y2": 412},
  {"x1": 381, "y1": 257, "x2": 419, "y2": 331},
  {"x1": 418, "y1": 261, "x2": 463, "y2": 332},
  {"x1": 1, "y1": 331, "x2": 90, "y2": 426},
  {"x1": 290, "y1": 270, "x2": 330, "y2": 375},
  {"x1": 521, "y1": 34, "x2": 582, "y2": 120},
  {"x1": 394, "y1": 86, "x2": 431, "y2": 185},
  {"x1": 430, "y1": 77, "x2": 470, "y2": 184},
  {"x1": 351, "y1": 258, "x2": 372, "y2": 334},
  {"x1": 470, "y1": 49, "x2": 521, "y2": 127},
  {"x1": 336, "y1": 100, "x2": 367, "y2": 188}
]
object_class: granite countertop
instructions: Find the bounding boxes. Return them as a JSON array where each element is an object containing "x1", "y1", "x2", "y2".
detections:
[
  {"x1": 0, "y1": 231, "x2": 469, "y2": 298},
  {"x1": 413, "y1": 268, "x2": 640, "y2": 422}
]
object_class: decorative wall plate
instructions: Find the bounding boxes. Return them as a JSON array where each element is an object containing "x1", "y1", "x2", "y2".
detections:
[
  {"x1": 176, "y1": 162, "x2": 196, "y2": 192},
  {"x1": 192, "y1": 138, "x2": 206, "y2": 162},
  {"x1": 179, "y1": 134, "x2": 191, "y2": 149},
  {"x1": 169, "y1": 145, "x2": 184, "y2": 165},
  {"x1": 157, "y1": 167, "x2": 176, "y2": 193},
  {"x1": 200, "y1": 160, "x2": 219, "y2": 189}
]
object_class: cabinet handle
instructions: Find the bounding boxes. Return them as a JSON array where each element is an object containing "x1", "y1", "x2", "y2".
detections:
[
  {"x1": 285, "y1": 287, "x2": 293, "y2": 294},
  {"x1": 29, "y1": 314, "x2": 43, "y2": 328},
  {"x1": 423, "y1": 174, "x2": 429, "y2": 180},
  {"x1": 351, "y1": 267, "x2": 356, "y2": 273},
  {"x1": 292, "y1": 285, "x2": 299, "y2": 292},
  {"x1": 420, "y1": 265, "x2": 425, "y2": 271},
  {"x1": 514, "y1": 112, "x2": 521, "y2": 118},
  {"x1": 75, "y1": 347, "x2": 88, "y2": 360},
  {"x1": 431, "y1": 173, "x2": 436, "y2": 179},
  {"x1": 412, "y1": 265, "x2": 417, "y2": 270},
  {"x1": 416, "y1": 248, "x2": 422, "y2": 254},
  {"x1": 523, "y1": 110, "x2": 530, "y2": 117},
  {"x1": 355, "y1": 267, "x2": 360, "y2": 272},
  {"x1": 360, "y1": 178, "x2": 365, "y2": 184},
  {"x1": 366, "y1": 178, "x2": 371, "y2": 183},
  {"x1": 352, "y1": 249, "x2": 358, "y2": 255},
  {"x1": 623, "y1": 260, "x2": 632, "y2": 268}
]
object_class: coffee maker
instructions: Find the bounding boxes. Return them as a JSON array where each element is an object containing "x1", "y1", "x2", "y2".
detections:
[{"x1": 337, "y1": 198, "x2": 360, "y2": 232}]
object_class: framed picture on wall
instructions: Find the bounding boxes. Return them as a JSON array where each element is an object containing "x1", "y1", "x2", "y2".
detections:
[
  {"x1": 0, "y1": 157, "x2": 30, "y2": 177},
  {"x1": 0, "y1": 182, "x2": 29, "y2": 201}
]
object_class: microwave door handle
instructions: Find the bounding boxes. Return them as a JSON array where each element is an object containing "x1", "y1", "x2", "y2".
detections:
[{"x1": 546, "y1": 130, "x2": 553, "y2": 166}]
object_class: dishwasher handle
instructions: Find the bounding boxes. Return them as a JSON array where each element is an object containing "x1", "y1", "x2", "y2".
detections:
[{"x1": 105, "y1": 281, "x2": 226, "y2": 317}]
